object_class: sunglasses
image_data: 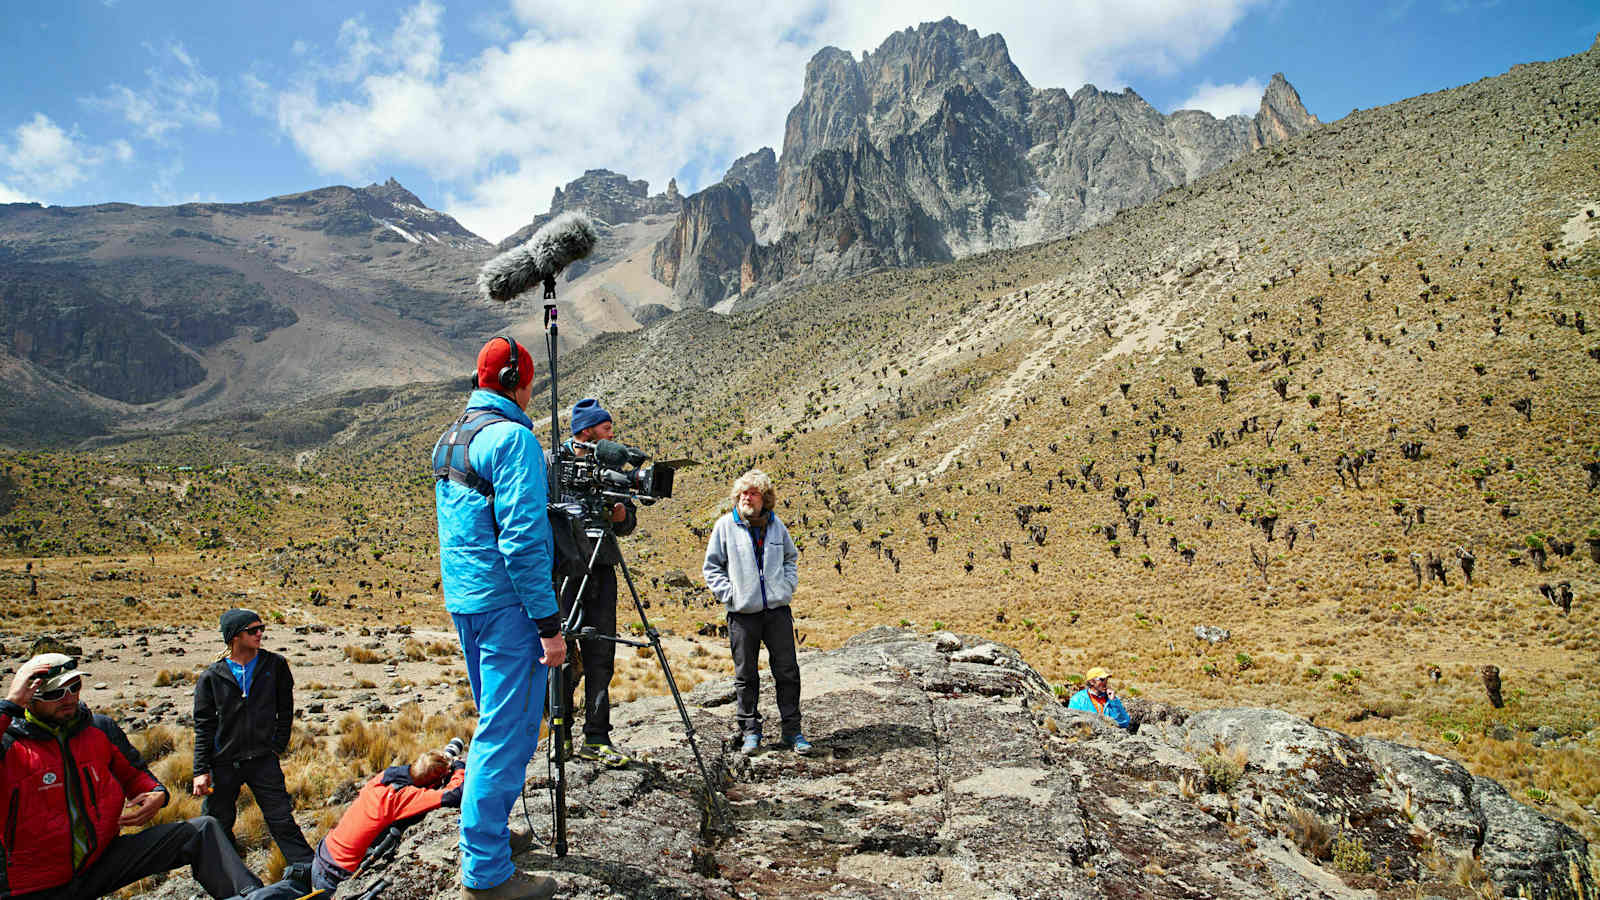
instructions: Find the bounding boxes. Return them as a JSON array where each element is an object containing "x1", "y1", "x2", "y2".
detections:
[
  {"x1": 36, "y1": 678, "x2": 83, "y2": 702},
  {"x1": 242, "y1": 625, "x2": 267, "y2": 636}
]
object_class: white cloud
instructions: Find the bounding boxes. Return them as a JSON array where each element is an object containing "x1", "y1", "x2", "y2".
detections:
[
  {"x1": 1175, "y1": 77, "x2": 1266, "y2": 117},
  {"x1": 269, "y1": 0, "x2": 1264, "y2": 241},
  {"x1": 0, "y1": 181, "x2": 35, "y2": 204},
  {"x1": 86, "y1": 41, "x2": 221, "y2": 140},
  {"x1": 2, "y1": 114, "x2": 107, "y2": 194}
]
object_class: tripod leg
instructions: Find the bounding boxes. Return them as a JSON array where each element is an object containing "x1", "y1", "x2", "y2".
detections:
[
  {"x1": 545, "y1": 527, "x2": 607, "y2": 859},
  {"x1": 614, "y1": 555, "x2": 721, "y2": 807},
  {"x1": 545, "y1": 663, "x2": 568, "y2": 859}
]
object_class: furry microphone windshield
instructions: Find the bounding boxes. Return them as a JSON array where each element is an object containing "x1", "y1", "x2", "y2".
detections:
[{"x1": 477, "y1": 211, "x2": 599, "y2": 303}]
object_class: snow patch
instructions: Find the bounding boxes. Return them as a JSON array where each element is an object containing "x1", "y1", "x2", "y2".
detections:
[{"x1": 378, "y1": 220, "x2": 421, "y2": 244}]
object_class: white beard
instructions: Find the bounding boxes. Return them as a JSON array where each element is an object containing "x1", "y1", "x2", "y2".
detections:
[{"x1": 738, "y1": 499, "x2": 763, "y2": 519}]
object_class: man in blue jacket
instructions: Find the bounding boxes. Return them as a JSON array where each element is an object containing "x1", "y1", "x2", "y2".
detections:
[
  {"x1": 432, "y1": 335, "x2": 566, "y2": 900},
  {"x1": 1067, "y1": 667, "x2": 1131, "y2": 729}
]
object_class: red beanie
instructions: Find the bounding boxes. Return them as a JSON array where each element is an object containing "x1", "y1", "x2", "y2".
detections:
[{"x1": 475, "y1": 337, "x2": 534, "y2": 392}]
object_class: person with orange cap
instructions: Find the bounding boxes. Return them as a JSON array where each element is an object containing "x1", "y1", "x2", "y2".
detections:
[
  {"x1": 430, "y1": 335, "x2": 565, "y2": 900},
  {"x1": 1067, "y1": 667, "x2": 1130, "y2": 729}
]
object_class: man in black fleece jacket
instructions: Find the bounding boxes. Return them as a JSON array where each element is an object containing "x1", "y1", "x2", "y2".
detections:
[{"x1": 191, "y1": 609, "x2": 313, "y2": 865}]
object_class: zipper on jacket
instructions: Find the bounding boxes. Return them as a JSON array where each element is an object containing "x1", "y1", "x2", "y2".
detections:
[
  {"x1": 80, "y1": 766, "x2": 98, "y2": 809},
  {"x1": 58, "y1": 734, "x2": 98, "y2": 867}
]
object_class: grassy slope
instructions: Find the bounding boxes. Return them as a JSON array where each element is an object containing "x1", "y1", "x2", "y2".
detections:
[{"x1": 4, "y1": 45, "x2": 1599, "y2": 853}]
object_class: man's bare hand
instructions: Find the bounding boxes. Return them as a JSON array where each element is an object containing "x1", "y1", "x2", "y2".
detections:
[
  {"x1": 539, "y1": 635, "x2": 567, "y2": 668},
  {"x1": 610, "y1": 502, "x2": 626, "y2": 523},
  {"x1": 191, "y1": 773, "x2": 212, "y2": 796},
  {"x1": 119, "y1": 790, "x2": 165, "y2": 826},
  {"x1": 6, "y1": 659, "x2": 52, "y2": 707}
]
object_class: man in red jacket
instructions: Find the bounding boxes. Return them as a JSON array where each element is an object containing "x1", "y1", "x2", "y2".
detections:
[
  {"x1": 310, "y1": 748, "x2": 467, "y2": 893},
  {"x1": 0, "y1": 653, "x2": 265, "y2": 899}
]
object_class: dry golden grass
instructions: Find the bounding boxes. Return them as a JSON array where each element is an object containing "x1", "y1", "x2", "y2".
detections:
[
  {"x1": 343, "y1": 644, "x2": 384, "y2": 664},
  {"x1": 152, "y1": 668, "x2": 197, "y2": 687}
]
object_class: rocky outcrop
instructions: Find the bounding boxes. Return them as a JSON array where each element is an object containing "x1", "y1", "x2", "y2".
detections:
[
  {"x1": 175, "y1": 630, "x2": 1590, "y2": 900},
  {"x1": 720, "y1": 147, "x2": 778, "y2": 209},
  {"x1": 733, "y1": 17, "x2": 1321, "y2": 302},
  {"x1": 649, "y1": 181, "x2": 755, "y2": 308},
  {"x1": 1249, "y1": 73, "x2": 1323, "y2": 148},
  {"x1": 499, "y1": 169, "x2": 681, "y2": 250}
]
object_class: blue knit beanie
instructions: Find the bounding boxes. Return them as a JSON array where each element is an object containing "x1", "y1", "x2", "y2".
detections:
[{"x1": 570, "y1": 398, "x2": 611, "y2": 436}]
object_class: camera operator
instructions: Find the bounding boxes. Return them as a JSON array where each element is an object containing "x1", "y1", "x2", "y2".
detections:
[
  {"x1": 432, "y1": 335, "x2": 565, "y2": 900},
  {"x1": 554, "y1": 398, "x2": 636, "y2": 768}
]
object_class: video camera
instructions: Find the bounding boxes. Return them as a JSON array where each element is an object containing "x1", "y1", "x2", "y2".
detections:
[{"x1": 554, "y1": 438, "x2": 681, "y2": 526}]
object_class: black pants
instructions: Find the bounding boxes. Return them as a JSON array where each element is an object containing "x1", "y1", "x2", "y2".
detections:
[
  {"x1": 561, "y1": 564, "x2": 618, "y2": 743},
  {"x1": 729, "y1": 605, "x2": 802, "y2": 739},
  {"x1": 204, "y1": 754, "x2": 314, "y2": 865},
  {"x1": 17, "y1": 816, "x2": 262, "y2": 899}
]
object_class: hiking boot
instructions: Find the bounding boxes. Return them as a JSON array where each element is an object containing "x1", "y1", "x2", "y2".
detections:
[
  {"x1": 575, "y1": 740, "x2": 631, "y2": 768},
  {"x1": 460, "y1": 872, "x2": 558, "y2": 900},
  {"x1": 509, "y1": 824, "x2": 537, "y2": 855},
  {"x1": 740, "y1": 732, "x2": 762, "y2": 754},
  {"x1": 785, "y1": 734, "x2": 813, "y2": 756}
]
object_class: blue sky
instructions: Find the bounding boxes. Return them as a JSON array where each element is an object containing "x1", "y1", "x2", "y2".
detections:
[{"x1": 2, "y1": 1, "x2": 1594, "y2": 242}]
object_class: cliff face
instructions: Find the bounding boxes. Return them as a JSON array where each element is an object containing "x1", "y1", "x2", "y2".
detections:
[
  {"x1": 649, "y1": 181, "x2": 754, "y2": 308},
  {"x1": 0, "y1": 264, "x2": 207, "y2": 404},
  {"x1": 720, "y1": 147, "x2": 778, "y2": 209},
  {"x1": 713, "y1": 17, "x2": 1320, "y2": 303},
  {"x1": 170, "y1": 631, "x2": 1591, "y2": 900}
]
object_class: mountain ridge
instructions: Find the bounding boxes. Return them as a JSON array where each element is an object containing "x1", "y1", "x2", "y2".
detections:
[{"x1": 651, "y1": 17, "x2": 1319, "y2": 309}]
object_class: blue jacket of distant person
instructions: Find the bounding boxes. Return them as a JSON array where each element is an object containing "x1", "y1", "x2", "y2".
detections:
[
  {"x1": 434, "y1": 389, "x2": 559, "y2": 634},
  {"x1": 1067, "y1": 688, "x2": 1131, "y2": 729}
]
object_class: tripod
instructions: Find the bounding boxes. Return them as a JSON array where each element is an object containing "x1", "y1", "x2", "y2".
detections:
[
  {"x1": 544, "y1": 513, "x2": 721, "y2": 857},
  {"x1": 536, "y1": 299, "x2": 721, "y2": 859}
]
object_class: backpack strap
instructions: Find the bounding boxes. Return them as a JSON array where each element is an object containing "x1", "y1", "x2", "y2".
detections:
[{"x1": 431, "y1": 410, "x2": 516, "y2": 498}]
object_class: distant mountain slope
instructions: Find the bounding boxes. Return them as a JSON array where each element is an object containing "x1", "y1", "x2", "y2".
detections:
[{"x1": 0, "y1": 179, "x2": 510, "y2": 445}]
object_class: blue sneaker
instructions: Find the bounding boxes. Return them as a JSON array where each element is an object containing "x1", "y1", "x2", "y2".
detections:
[
  {"x1": 786, "y1": 734, "x2": 813, "y2": 756},
  {"x1": 740, "y1": 732, "x2": 761, "y2": 754}
]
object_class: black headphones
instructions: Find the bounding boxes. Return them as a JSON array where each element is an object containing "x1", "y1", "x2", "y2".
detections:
[{"x1": 494, "y1": 335, "x2": 521, "y2": 391}]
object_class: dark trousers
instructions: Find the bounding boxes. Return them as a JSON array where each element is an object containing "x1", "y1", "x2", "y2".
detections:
[
  {"x1": 560, "y1": 564, "x2": 618, "y2": 743},
  {"x1": 311, "y1": 836, "x2": 355, "y2": 892},
  {"x1": 729, "y1": 605, "x2": 802, "y2": 739},
  {"x1": 203, "y1": 754, "x2": 314, "y2": 865},
  {"x1": 16, "y1": 816, "x2": 262, "y2": 900}
]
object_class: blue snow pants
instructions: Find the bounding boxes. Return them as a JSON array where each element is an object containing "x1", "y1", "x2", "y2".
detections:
[{"x1": 452, "y1": 605, "x2": 547, "y2": 890}]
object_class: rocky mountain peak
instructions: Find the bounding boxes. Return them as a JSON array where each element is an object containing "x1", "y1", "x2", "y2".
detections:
[
  {"x1": 721, "y1": 147, "x2": 777, "y2": 209},
  {"x1": 714, "y1": 19, "x2": 1335, "y2": 304},
  {"x1": 861, "y1": 17, "x2": 1032, "y2": 116},
  {"x1": 1251, "y1": 72, "x2": 1321, "y2": 148},
  {"x1": 358, "y1": 177, "x2": 425, "y2": 209},
  {"x1": 499, "y1": 168, "x2": 679, "y2": 250}
]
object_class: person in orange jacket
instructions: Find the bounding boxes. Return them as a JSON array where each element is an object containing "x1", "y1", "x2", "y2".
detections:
[{"x1": 310, "y1": 748, "x2": 467, "y2": 893}]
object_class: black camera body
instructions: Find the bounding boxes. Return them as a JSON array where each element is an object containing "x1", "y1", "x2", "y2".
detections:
[{"x1": 554, "y1": 438, "x2": 676, "y2": 527}]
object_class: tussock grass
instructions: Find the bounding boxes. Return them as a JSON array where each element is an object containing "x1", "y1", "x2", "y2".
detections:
[{"x1": 343, "y1": 645, "x2": 383, "y2": 664}]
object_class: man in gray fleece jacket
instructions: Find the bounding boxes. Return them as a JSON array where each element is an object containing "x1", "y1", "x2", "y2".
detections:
[{"x1": 702, "y1": 469, "x2": 810, "y2": 755}]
